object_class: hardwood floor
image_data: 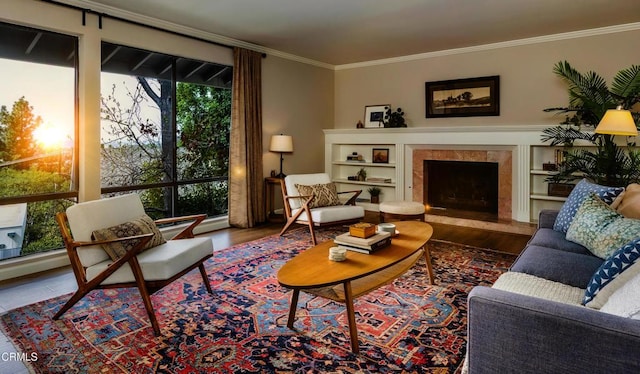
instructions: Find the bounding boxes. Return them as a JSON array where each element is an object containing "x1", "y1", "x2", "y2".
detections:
[{"x1": 0, "y1": 215, "x2": 531, "y2": 373}]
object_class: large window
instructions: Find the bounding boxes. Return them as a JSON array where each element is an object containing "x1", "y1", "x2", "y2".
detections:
[
  {"x1": 100, "y1": 42, "x2": 232, "y2": 219},
  {"x1": 0, "y1": 22, "x2": 77, "y2": 260}
]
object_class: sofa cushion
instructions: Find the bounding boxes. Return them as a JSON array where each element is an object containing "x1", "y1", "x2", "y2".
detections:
[
  {"x1": 527, "y1": 228, "x2": 590, "y2": 255},
  {"x1": 292, "y1": 204, "x2": 365, "y2": 223},
  {"x1": 510, "y1": 245, "x2": 602, "y2": 288},
  {"x1": 600, "y1": 272, "x2": 640, "y2": 319},
  {"x1": 566, "y1": 193, "x2": 640, "y2": 259},
  {"x1": 617, "y1": 183, "x2": 640, "y2": 219},
  {"x1": 295, "y1": 182, "x2": 341, "y2": 209},
  {"x1": 553, "y1": 179, "x2": 624, "y2": 234},
  {"x1": 584, "y1": 237, "x2": 640, "y2": 309},
  {"x1": 92, "y1": 214, "x2": 167, "y2": 261}
]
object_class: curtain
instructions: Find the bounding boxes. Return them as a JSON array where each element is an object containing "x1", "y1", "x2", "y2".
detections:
[{"x1": 228, "y1": 47, "x2": 265, "y2": 228}]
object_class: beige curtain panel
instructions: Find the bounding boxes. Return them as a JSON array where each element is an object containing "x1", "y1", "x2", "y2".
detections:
[{"x1": 228, "y1": 47, "x2": 265, "y2": 228}]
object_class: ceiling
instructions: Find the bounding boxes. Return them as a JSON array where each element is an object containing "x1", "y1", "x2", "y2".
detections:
[{"x1": 63, "y1": 0, "x2": 640, "y2": 66}]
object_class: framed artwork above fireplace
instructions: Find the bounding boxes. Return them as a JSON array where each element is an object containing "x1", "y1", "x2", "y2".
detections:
[{"x1": 425, "y1": 75, "x2": 500, "y2": 118}]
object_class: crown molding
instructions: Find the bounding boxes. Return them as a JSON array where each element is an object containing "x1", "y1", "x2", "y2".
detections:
[
  {"x1": 51, "y1": 0, "x2": 335, "y2": 69},
  {"x1": 47, "y1": 1, "x2": 640, "y2": 72},
  {"x1": 334, "y1": 22, "x2": 640, "y2": 71}
]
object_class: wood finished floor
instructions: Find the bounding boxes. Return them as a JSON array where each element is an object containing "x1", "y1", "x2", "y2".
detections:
[{"x1": 0, "y1": 216, "x2": 531, "y2": 372}]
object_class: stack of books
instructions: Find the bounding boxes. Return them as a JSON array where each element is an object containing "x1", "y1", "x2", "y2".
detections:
[{"x1": 333, "y1": 231, "x2": 392, "y2": 254}]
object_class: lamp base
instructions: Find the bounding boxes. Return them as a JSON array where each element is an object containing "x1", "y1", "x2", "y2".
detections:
[{"x1": 275, "y1": 172, "x2": 286, "y2": 179}]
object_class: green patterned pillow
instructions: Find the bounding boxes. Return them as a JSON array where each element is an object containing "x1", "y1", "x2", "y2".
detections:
[
  {"x1": 566, "y1": 193, "x2": 640, "y2": 259},
  {"x1": 92, "y1": 214, "x2": 167, "y2": 261},
  {"x1": 295, "y1": 183, "x2": 341, "y2": 209}
]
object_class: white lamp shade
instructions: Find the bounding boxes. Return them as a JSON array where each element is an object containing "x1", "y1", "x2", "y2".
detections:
[
  {"x1": 595, "y1": 107, "x2": 638, "y2": 136},
  {"x1": 270, "y1": 135, "x2": 293, "y2": 152}
]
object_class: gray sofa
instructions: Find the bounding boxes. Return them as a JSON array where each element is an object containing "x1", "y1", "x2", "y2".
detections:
[{"x1": 467, "y1": 209, "x2": 640, "y2": 373}]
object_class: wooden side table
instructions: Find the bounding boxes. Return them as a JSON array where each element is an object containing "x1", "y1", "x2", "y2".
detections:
[{"x1": 265, "y1": 177, "x2": 285, "y2": 222}]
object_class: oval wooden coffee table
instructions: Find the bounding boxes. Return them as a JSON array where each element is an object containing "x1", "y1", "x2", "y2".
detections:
[{"x1": 277, "y1": 221, "x2": 434, "y2": 353}]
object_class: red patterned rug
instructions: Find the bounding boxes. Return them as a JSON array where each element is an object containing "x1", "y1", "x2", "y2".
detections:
[{"x1": 0, "y1": 226, "x2": 515, "y2": 373}]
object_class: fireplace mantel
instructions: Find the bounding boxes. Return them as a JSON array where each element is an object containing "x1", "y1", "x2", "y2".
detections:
[{"x1": 324, "y1": 125, "x2": 553, "y2": 224}]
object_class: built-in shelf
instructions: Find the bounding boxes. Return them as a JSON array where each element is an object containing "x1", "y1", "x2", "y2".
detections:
[
  {"x1": 332, "y1": 178, "x2": 396, "y2": 187},
  {"x1": 530, "y1": 194, "x2": 567, "y2": 202}
]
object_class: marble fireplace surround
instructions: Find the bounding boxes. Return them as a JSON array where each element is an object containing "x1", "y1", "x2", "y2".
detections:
[{"x1": 413, "y1": 149, "x2": 512, "y2": 220}]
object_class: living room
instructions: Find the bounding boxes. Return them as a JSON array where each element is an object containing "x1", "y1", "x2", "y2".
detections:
[{"x1": 2, "y1": 0, "x2": 640, "y2": 372}]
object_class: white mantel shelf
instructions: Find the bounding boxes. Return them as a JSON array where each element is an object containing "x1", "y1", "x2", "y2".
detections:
[{"x1": 324, "y1": 125, "x2": 558, "y2": 223}]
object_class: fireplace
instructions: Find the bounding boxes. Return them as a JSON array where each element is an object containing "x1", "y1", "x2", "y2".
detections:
[
  {"x1": 412, "y1": 148, "x2": 512, "y2": 220},
  {"x1": 424, "y1": 160, "x2": 499, "y2": 214}
]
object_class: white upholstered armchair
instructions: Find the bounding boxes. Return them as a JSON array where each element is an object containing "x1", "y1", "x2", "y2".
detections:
[
  {"x1": 279, "y1": 173, "x2": 365, "y2": 244},
  {"x1": 54, "y1": 193, "x2": 213, "y2": 336}
]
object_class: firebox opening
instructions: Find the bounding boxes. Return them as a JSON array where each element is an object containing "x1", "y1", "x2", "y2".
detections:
[{"x1": 424, "y1": 160, "x2": 499, "y2": 215}]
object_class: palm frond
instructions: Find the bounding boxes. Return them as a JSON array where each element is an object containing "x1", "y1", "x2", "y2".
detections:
[{"x1": 611, "y1": 65, "x2": 640, "y2": 100}]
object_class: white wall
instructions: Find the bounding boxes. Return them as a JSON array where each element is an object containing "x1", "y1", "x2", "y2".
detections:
[{"x1": 334, "y1": 28, "x2": 640, "y2": 129}]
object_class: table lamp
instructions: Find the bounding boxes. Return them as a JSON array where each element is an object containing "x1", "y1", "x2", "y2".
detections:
[
  {"x1": 270, "y1": 134, "x2": 293, "y2": 178},
  {"x1": 595, "y1": 105, "x2": 638, "y2": 136}
]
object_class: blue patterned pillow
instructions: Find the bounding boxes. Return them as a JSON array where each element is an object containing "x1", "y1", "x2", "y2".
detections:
[
  {"x1": 583, "y1": 237, "x2": 640, "y2": 308},
  {"x1": 566, "y1": 193, "x2": 640, "y2": 259},
  {"x1": 553, "y1": 179, "x2": 624, "y2": 233}
]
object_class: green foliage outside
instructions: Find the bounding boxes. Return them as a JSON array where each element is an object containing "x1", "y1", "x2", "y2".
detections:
[
  {"x1": 2, "y1": 78, "x2": 232, "y2": 259},
  {"x1": 542, "y1": 61, "x2": 640, "y2": 187}
]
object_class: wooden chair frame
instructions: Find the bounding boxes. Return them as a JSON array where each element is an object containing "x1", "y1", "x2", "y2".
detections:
[
  {"x1": 55, "y1": 212, "x2": 213, "y2": 336},
  {"x1": 279, "y1": 179, "x2": 362, "y2": 245}
]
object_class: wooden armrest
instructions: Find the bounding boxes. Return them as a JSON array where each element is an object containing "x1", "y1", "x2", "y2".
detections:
[
  {"x1": 155, "y1": 213, "x2": 207, "y2": 240},
  {"x1": 338, "y1": 189, "x2": 362, "y2": 205}
]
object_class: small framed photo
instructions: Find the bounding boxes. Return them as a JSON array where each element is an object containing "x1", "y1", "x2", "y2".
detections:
[
  {"x1": 372, "y1": 148, "x2": 389, "y2": 163},
  {"x1": 425, "y1": 75, "x2": 500, "y2": 118},
  {"x1": 364, "y1": 104, "x2": 390, "y2": 128}
]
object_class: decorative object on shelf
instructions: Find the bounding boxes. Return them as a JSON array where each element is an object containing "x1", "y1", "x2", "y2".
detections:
[
  {"x1": 270, "y1": 170, "x2": 276, "y2": 177},
  {"x1": 356, "y1": 167, "x2": 367, "y2": 181},
  {"x1": 364, "y1": 104, "x2": 390, "y2": 128},
  {"x1": 384, "y1": 107, "x2": 407, "y2": 127},
  {"x1": 372, "y1": 148, "x2": 389, "y2": 163},
  {"x1": 367, "y1": 177, "x2": 392, "y2": 183},
  {"x1": 425, "y1": 75, "x2": 500, "y2": 118},
  {"x1": 269, "y1": 134, "x2": 294, "y2": 178},
  {"x1": 542, "y1": 162, "x2": 558, "y2": 171},
  {"x1": 367, "y1": 186, "x2": 382, "y2": 203},
  {"x1": 541, "y1": 61, "x2": 640, "y2": 187},
  {"x1": 346, "y1": 152, "x2": 364, "y2": 162},
  {"x1": 356, "y1": 120, "x2": 364, "y2": 128},
  {"x1": 548, "y1": 182, "x2": 575, "y2": 197}
]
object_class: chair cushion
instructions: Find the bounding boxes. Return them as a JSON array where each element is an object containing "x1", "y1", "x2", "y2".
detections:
[
  {"x1": 553, "y1": 179, "x2": 624, "y2": 234},
  {"x1": 295, "y1": 183, "x2": 341, "y2": 208},
  {"x1": 284, "y1": 173, "x2": 332, "y2": 210},
  {"x1": 293, "y1": 205, "x2": 364, "y2": 224},
  {"x1": 85, "y1": 237, "x2": 213, "y2": 285},
  {"x1": 91, "y1": 215, "x2": 167, "y2": 261},
  {"x1": 566, "y1": 193, "x2": 640, "y2": 259},
  {"x1": 66, "y1": 194, "x2": 148, "y2": 267}
]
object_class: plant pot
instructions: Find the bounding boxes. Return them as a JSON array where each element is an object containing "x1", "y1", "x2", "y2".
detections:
[{"x1": 370, "y1": 196, "x2": 380, "y2": 204}]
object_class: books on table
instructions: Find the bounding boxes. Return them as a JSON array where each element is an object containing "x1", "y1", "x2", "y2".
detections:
[{"x1": 334, "y1": 231, "x2": 392, "y2": 254}]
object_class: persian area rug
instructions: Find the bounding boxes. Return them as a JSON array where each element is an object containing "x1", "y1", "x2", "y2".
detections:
[{"x1": 0, "y1": 226, "x2": 515, "y2": 373}]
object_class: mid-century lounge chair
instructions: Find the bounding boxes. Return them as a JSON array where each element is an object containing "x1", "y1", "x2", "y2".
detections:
[
  {"x1": 54, "y1": 193, "x2": 213, "y2": 336},
  {"x1": 280, "y1": 173, "x2": 365, "y2": 245}
]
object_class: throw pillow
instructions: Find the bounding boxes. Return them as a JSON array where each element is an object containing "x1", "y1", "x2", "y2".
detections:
[
  {"x1": 91, "y1": 214, "x2": 166, "y2": 261},
  {"x1": 566, "y1": 193, "x2": 640, "y2": 259},
  {"x1": 583, "y1": 237, "x2": 640, "y2": 309},
  {"x1": 600, "y1": 272, "x2": 640, "y2": 319},
  {"x1": 616, "y1": 183, "x2": 640, "y2": 219},
  {"x1": 553, "y1": 179, "x2": 624, "y2": 233},
  {"x1": 295, "y1": 183, "x2": 341, "y2": 209}
]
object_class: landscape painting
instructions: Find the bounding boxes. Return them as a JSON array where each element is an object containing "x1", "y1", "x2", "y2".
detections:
[{"x1": 425, "y1": 76, "x2": 500, "y2": 118}]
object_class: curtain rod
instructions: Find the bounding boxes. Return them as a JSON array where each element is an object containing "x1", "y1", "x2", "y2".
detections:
[{"x1": 40, "y1": 0, "x2": 266, "y2": 57}]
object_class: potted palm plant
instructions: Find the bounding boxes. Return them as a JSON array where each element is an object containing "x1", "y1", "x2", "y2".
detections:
[{"x1": 541, "y1": 61, "x2": 640, "y2": 187}]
